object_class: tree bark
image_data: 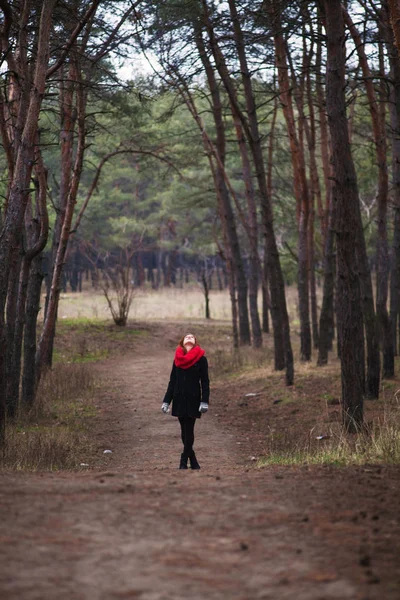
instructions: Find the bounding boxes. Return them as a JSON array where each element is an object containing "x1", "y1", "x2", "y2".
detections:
[
  {"x1": 317, "y1": 209, "x2": 336, "y2": 366},
  {"x1": 5, "y1": 243, "x2": 23, "y2": 417},
  {"x1": 224, "y1": 0, "x2": 294, "y2": 381},
  {"x1": 21, "y1": 253, "x2": 45, "y2": 409},
  {"x1": 389, "y1": 55, "x2": 400, "y2": 355},
  {"x1": 388, "y1": 0, "x2": 400, "y2": 54},
  {"x1": 324, "y1": 0, "x2": 364, "y2": 432},
  {"x1": 9, "y1": 153, "x2": 49, "y2": 413},
  {"x1": 344, "y1": 8, "x2": 394, "y2": 379},
  {"x1": 0, "y1": 0, "x2": 56, "y2": 442},
  {"x1": 44, "y1": 60, "x2": 76, "y2": 366},
  {"x1": 190, "y1": 25, "x2": 251, "y2": 345},
  {"x1": 36, "y1": 62, "x2": 86, "y2": 386},
  {"x1": 195, "y1": 21, "x2": 257, "y2": 347},
  {"x1": 272, "y1": 15, "x2": 311, "y2": 362},
  {"x1": 316, "y1": 10, "x2": 335, "y2": 360},
  {"x1": 382, "y1": 1, "x2": 400, "y2": 359}
]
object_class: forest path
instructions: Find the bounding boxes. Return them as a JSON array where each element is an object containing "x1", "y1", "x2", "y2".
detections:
[{"x1": 0, "y1": 325, "x2": 399, "y2": 600}]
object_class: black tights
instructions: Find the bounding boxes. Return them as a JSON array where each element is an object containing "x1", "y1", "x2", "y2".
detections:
[{"x1": 178, "y1": 416, "x2": 196, "y2": 457}]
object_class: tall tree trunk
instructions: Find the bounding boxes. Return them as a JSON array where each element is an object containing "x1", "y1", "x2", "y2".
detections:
[
  {"x1": 44, "y1": 61, "x2": 76, "y2": 366},
  {"x1": 195, "y1": 24, "x2": 258, "y2": 347},
  {"x1": 5, "y1": 244, "x2": 23, "y2": 417},
  {"x1": 324, "y1": 0, "x2": 364, "y2": 431},
  {"x1": 344, "y1": 8, "x2": 394, "y2": 379},
  {"x1": 192, "y1": 25, "x2": 251, "y2": 345},
  {"x1": 388, "y1": 0, "x2": 400, "y2": 54},
  {"x1": 305, "y1": 49, "x2": 321, "y2": 348},
  {"x1": 389, "y1": 78, "x2": 400, "y2": 355},
  {"x1": 21, "y1": 254, "x2": 44, "y2": 409},
  {"x1": 36, "y1": 64, "x2": 86, "y2": 387},
  {"x1": 261, "y1": 248, "x2": 270, "y2": 334},
  {"x1": 224, "y1": 0, "x2": 294, "y2": 381},
  {"x1": 308, "y1": 199, "x2": 319, "y2": 349},
  {"x1": 317, "y1": 209, "x2": 336, "y2": 366},
  {"x1": 272, "y1": 15, "x2": 311, "y2": 361},
  {"x1": 0, "y1": 0, "x2": 56, "y2": 442},
  {"x1": 316, "y1": 11, "x2": 335, "y2": 359},
  {"x1": 384, "y1": 3, "x2": 400, "y2": 358},
  {"x1": 226, "y1": 255, "x2": 239, "y2": 349},
  {"x1": 9, "y1": 155, "x2": 49, "y2": 413}
]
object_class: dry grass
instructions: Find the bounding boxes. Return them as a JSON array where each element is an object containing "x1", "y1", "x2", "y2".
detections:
[
  {"x1": 55, "y1": 286, "x2": 237, "y2": 322},
  {"x1": 1, "y1": 363, "x2": 96, "y2": 471},
  {"x1": 53, "y1": 281, "x2": 310, "y2": 324},
  {"x1": 259, "y1": 398, "x2": 400, "y2": 467}
]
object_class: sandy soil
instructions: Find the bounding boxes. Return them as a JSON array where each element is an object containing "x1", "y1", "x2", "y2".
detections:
[{"x1": 0, "y1": 326, "x2": 399, "y2": 600}]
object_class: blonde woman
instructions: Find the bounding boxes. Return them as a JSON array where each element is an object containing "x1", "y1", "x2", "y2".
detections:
[{"x1": 162, "y1": 333, "x2": 209, "y2": 469}]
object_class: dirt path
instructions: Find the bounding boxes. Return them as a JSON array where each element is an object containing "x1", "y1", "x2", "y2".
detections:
[{"x1": 0, "y1": 338, "x2": 399, "y2": 600}]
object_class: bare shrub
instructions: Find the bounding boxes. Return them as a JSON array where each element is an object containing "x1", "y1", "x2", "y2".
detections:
[
  {"x1": 82, "y1": 244, "x2": 139, "y2": 326},
  {"x1": 101, "y1": 263, "x2": 134, "y2": 326}
]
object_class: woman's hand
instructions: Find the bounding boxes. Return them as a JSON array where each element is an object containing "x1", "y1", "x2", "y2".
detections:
[
  {"x1": 161, "y1": 402, "x2": 170, "y2": 414},
  {"x1": 199, "y1": 402, "x2": 208, "y2": 413}
]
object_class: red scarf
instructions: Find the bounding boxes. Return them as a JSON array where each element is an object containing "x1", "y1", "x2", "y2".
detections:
[{"x1": 174, "y1": 345, "x2": 205, "y2": 369}]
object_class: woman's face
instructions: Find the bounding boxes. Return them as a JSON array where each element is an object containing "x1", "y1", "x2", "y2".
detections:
[{"x1": 183, "y1": 333, "x2": 196, "y2": 348}]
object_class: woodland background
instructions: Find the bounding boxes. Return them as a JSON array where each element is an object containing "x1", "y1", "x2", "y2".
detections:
[{"x1": 2, "y1": 0, "x2": 400, "y2": 445}]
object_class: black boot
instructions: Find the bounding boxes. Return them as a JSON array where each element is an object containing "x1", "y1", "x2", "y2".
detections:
[
  {"x1": 189, "y1": 451, "x2": 200, "y2": 470},
  {"x1": 179, "y1": 453, "x2": 188, "y2": 470}
]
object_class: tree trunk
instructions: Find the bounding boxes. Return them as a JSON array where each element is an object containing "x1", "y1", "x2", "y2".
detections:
[
  {"x1": 316, "y1": 10, "x2": 335, "y2": 358},
  {"x1": 389, "y1": 87, "x2": 400, "y2": 356},
  {"x1": 273, "y1": 17, "x2": 311, "y2": 362},
  {"x1": 344, "y1": 8, "x2": 394, "y2": 379},
  {"x1": 44, "y1": 61, "x2": 76, "y2": 339},
  {"x1": 36, "y1": 63, "x2": 86, "y2": 386},
  {"x1": 21, "y1": 254, "x2": 44, "y2": 409},
  {"x1": 0, "y1": 0, "x2": 56, "y2": 441},
  {"x1": 9, "y1": 156, "x2": 49, "y2": 413},
  {"x1": 202, "y1": 272, "x2": 211, "y2": 319},
  {"x1": 388, "y1": 0, "x2": 400, "y2": 54},
  {"x1": 5, "y1": 244, "x2": 23, "y2": 418},
  {"x1": 317, "y1": 210, "x2": 336, "y2": 366},
  {"x1": 225, "y1": 0, "x2": 293, "y2": 380},
  {"x1": 384, "y1": 4, "x2": 400, "y2": 359},
  {"x1": 261, "y1": 245, "x2": 270, "y2": 334},
  {"x1": 226, "y1": 255, "x2": 239, "y2": 348},
  {"x1": 193, "y1": 23, "x2": 251, "y2": 345},
  {"x1": 325, "y1": 0, "x2": 364, "y2": 431},
  {"x1": 308, "y1": 204, "x2": 319, "y2": 349}
]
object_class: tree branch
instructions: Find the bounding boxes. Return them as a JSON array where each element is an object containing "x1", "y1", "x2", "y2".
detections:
[{"x1": 46, "y1": 0, "x2": 101, "y2": 78}]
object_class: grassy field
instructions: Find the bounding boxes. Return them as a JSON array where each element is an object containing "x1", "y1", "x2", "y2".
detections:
[
  {"x1": 54, "y1": 283, "x2": 304, "y2": 325},
  {"x1": 54, "y1": 286, "x2": 232, "y2": 321}
]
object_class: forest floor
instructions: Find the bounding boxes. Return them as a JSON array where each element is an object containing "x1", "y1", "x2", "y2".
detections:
[{"x1": 1, "y1": 320, "x2": 400, "y2": 599}]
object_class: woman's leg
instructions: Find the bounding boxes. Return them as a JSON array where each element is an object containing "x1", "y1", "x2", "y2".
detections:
[
  {"x1": 178, "y1": 416, "x2": 186, "y2": 448},
  {"x1": 183, "y1": 417, "x2": 196, "y2": 456},
  {"x1": 178, "y1": 417, "x2": 189, "y2": 469}
]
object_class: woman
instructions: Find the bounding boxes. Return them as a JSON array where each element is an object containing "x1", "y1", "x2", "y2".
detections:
[{"x1": 161, "y1": 333, "x2": 210, "y2": 470}]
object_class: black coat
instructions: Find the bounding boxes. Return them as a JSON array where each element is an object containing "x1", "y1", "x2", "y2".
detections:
[{"x1": 163, "y1": 356, "x2": 210, "y2": 418}]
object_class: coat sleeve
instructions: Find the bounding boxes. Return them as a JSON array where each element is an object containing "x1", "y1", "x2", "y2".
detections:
[
  {"x1": 200, "y1": 357, "x2": 210, "y2": 404},
  {"x1": 163, "y1": 362, "x2": 176, "y2": 404}
]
